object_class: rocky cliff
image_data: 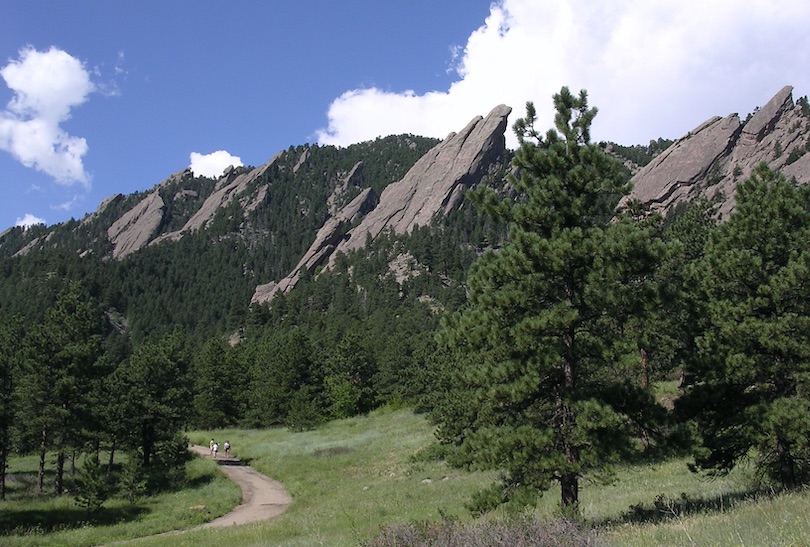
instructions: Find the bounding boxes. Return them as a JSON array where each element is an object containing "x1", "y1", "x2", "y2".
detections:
[
  {"x1": 629, "y1": 85, "x2": 810, "y2": 217},
  {"x1": 251, "y1": 104, "x2": 512, "y2": 304}
]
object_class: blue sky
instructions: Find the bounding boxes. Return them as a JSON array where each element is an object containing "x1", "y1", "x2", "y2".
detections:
[{"x1": 2, "y1": 1, "x2": 810, "y2": 231}]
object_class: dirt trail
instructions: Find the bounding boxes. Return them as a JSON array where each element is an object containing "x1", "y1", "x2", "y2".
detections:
[{"x1": 187, "y1": 445, "x2": 292, "y2": 528}]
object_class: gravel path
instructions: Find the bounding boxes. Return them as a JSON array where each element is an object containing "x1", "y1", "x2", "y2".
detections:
[{"x1": 187, "y1": 445, "x2": 292, "y2": 528}]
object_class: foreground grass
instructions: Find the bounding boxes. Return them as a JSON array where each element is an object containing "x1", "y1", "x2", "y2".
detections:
[
  {"x1": 4, "y1": 406, "x2": 810, "y2": 545},
  {"x1": 0, "y1": 454, "x2": 240, "y2": 546}
]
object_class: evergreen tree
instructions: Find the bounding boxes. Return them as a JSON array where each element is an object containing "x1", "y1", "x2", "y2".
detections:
[
  {"x1": 679, "y1": 163, "x2": 810, "y2": 488},
  {"x1": 0, "y1": 316, "x2": 24, "y2": 500},
  {"x1": 432, "y1": 88, "x2": 668, "y2": 515},
  {"x1": 191, "y1": 337, "x2": 243, "y2": 428},
  {"x1": 111, "y1": 333, "x2": 189, "y2": 466},
  {"x1": 16, "y1": 283, "x2": 107, "y2": 494}
]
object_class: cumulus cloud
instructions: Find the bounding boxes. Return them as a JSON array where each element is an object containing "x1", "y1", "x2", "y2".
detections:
[
  {"x1": 15, "y1": 213, "x2": 45, "y2": 228},
  {"x1": 189, "y1": 150, "x2": 243, "y2": 178},
  {"x1": 0, "y1": 46, "x2": 95, "y2": 184},
  {"x1": 316, "y1": 0, "x2": 810, "y2": 148}
]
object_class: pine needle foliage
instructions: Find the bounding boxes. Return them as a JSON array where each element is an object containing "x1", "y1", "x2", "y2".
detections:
[{"x1": 432, "y1": 87, "x2": 669, "y2": 516}]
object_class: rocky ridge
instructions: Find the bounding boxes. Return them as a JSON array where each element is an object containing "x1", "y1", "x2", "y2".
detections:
[
  {"x1": 251, "y1": 104, "x2": 512, "y2": 304},
  {"x1": 629, "y1": 85, "x2": 810, "y2": 217}
]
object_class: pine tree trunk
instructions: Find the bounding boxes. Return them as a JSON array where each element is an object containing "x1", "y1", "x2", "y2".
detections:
[
  {"x1": 778, "y1": 437, "x2": 796, "y2": 489},
  {"x1": 56, "y1": 450, "x2": 65, "y2": 495},
  {"x1": 107, "y1": 439, "x2": 116, "y2": 478},
  {"x1": 38, "y1": 427, "x2": 46, "y2": 493},
  {"x1": 0, "y1": 445, "x2": 6, "y2": 501},
  {"x1": 559, "y1": 342, "x2": 580, "y2": 515},
  {"x1": 560, "y1": 472, "x2": 579, "y2": 512}
]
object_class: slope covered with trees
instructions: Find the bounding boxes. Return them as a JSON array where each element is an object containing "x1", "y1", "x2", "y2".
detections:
[{"x1": 2, "y1": 86, "x2": 810, "y2": 531}]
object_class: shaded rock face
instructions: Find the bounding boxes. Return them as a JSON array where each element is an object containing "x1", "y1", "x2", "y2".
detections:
[
  {"x1": 629, "y1": 86, "x2": 810, "y2": 217},
  {"x1": 152, "y1": 153, "x2": 282, "y2": 246},
  {"x1": 251, "y1": 104, "x2": 512, "y2": 304},
  {"x1": 252, "y1": 187, "x2": 377, "y2": 304},
  {"x1": 106, "y1": 155, "x2": 283, "y2": 256}
]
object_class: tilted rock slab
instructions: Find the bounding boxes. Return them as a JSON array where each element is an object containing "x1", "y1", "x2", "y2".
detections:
[
  {"x1": 251, "y1": 186, "x2": 376, "y2": 304},
  {"x1": 251, "y1": 104, "x2": 512, "y2": 305},
  {"x1": 629, "y1": 85, "x2": 810, "y2": 217},
  {"x1": 152, "y1": 154, "x2": 281, "y2": 246},
  {"x1": 108, "y1": 191, "x2": 166, "y2": 259},
  {"x1": 331, "y1": 104, "x2": 511, "y2": 262}
]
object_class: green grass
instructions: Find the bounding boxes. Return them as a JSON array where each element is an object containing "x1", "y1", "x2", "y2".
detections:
[
  {"x1": 4, "y1": 407, "x2": 810, "y2": 546},
  {"x1": 0, "y1": 452, "x2": 240, "y2": 546}
]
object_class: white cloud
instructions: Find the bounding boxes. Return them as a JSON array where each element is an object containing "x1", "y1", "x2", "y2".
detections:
[
  {"x1": 0, "y1": 46, "x2": 95, "y2": 184},
  {"x1": 316, "y1": 0, "x2": 810, "y2": 148},
  {"x1": 15, "y1": 213, "x2": 45, "y2": 228},
  {"x1": 189, "y1": 150, "x2": 243, "y2": 178}
]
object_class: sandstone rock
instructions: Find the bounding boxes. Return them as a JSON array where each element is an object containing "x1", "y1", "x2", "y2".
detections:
[
  {"x1": 330, "y1": 104, "x2": 511, "y2": 263},
  {"x1": 327, "y1": 162, "x2": 364, "y2": 215},
  {"x1": 81, "y1": 193, "x2": 123, "y2": 226},
  {"x1": 629, "y1": 85, "x2": 810, "y2": 217},
  {"x1": 251, "y1": 187, "x2": 377, "y2": 304},
  {"x1": 152, "y1": 153, "x2": 282, "y2": 246},
  {"x1": 107, "y1": 191, "x2": 165, "y2": 259},
  {"x1": 251, "y1": 104, "x2": 512, "y2": 305},
  {"x1": 293, "y1": 147, "x2": 310, "y2": 173}
]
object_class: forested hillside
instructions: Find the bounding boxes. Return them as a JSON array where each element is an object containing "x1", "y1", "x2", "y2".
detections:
[
  {"x1": 2, "y1": 87, "x2": 810, "y2": 527},
  {"x1": 0, "y1": 128, "x2": 514, "y2": 499}
]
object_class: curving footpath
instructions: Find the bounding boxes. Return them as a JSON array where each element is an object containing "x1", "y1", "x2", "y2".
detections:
[{"x1": 187, "y1": 445, "x2": 292, "y2": 528}]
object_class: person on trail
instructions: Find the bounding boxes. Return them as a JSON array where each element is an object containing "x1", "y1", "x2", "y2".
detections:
[
  {"x1": 212, "y1": 442, "x2": 219, "y2": 459},
  {"x1": 209, "y1": 438, "x2": 215, "y2": 455},
  {"x1": 224, "y1": 440, "x2": 231, "y2": 457}
]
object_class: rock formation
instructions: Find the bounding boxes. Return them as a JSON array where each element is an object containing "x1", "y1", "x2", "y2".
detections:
[
  {"x1": 331, "y1": 104, "x2": 511, "y2": 262},
  {"x1": 250, "y1": 104, "x2": 512, "y2": 304},
  {"x1": 107, "y1": 191, "x2": 166, "y2": 259},
  {"x1": 152, "y1": 154, "x2": 281, "y2": 246},
  {"x1": 251, "y1": 187, "x2": 376, "y2": 303},
  {"x1": 630, "y1": 86, "x2": 810, "y2": 217}
]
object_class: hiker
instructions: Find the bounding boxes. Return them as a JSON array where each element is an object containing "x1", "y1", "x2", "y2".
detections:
[
  {"x1": 209, "y1": 438, "x2": 215, "y2": 455},
  {"x1": 224, "y1": 440, "x2": 231, "y2": 457},
  {"x1": 212, "y1": 442, "x2": 219, "y2": 458}
]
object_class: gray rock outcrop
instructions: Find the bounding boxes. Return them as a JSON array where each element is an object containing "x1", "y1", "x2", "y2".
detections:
[
  {"x1": 107, "y1": 191, "x2": 166, "y2": 259},
  {"x1": 630, "y1": 85, "x2": 810, "y2": 217},
  {"x1": 153, "y1": 154, "x2": 281, "y2": 246},
  {"x1": 330, "y1": 104, "x2": 511, "y2": 262},
  {"x1": 251, "y1": 104, "x2": 512, "y2": 304},
  {"x1": 251, "y1": 187, "x2": 377, "y2": 304}
]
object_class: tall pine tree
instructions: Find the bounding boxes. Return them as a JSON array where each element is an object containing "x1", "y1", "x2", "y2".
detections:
[
  {"x1": 432, "y1": 88, "x2": 668, "y2": 515},
  {"x1": 679, "y1": 163, "x2": 810, "y2": 488}
]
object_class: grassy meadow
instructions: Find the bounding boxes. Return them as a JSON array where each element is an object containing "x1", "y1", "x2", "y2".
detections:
[{"x1": 2, "y1": 405, "x2": 810, "y2": 545}]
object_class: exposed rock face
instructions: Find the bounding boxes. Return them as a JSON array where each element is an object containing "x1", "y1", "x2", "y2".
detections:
[
  {"x1": 630, "y1": 86, "x2": 810, "y2": 217},
  {"x1": 251, "y1": 104, "x2": 512, "y2": 304},
  {"x1": 327, "y1": 162, "x2": 364, "y2": 215},
  {"x1": 153, "y1": 154, "x2": 281, "y2": 246},
  {"x1": 251, "y1": 187, "x2": 377, "y2": 303},
  {"x1": 107, "y1": 191, "x2": 166, "y2": 259},
  {"x1": 331, "y1": 104, "x2": 511, "y2": 262},
  {"x1": 81, "y1": 193, "x2": 123, "y2": 226}
]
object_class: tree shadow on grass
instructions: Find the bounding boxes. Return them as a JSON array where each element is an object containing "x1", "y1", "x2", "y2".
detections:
[
  {"x1": 599, "y1": 486, "x2": 772, "y2": 527},
  {"x1": 0, "y1": 504, "x2": 148, "y2": 536},
  {"x1": 185, "y1": 472, "x2": 215, "y2": 490}
]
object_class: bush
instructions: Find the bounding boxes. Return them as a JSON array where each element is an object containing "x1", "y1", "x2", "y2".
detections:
[{"x1": 74, "y1": 454, "x2": 109, "y2": 515}]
